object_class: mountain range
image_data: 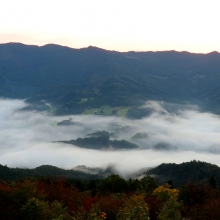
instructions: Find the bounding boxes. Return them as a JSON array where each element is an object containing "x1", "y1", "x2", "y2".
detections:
[{"x1": 1, "y1": 43, "x2": 220, "y2": 116}]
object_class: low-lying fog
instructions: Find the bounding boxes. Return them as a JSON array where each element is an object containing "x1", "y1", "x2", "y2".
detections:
[{"x1": 1, "y1": 99, "x2": 220, "y2": 176}]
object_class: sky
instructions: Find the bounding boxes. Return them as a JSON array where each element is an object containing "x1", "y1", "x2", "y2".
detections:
[
  {"x1": 1, "y1": 0, "x2": 220, "y2": 53},
  {"x1": 1, "y1": 99, "x2": 220, "y2": 175}
]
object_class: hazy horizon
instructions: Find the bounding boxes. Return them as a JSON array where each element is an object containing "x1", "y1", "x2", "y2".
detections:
[
  {"x1": 2, "y1": 42, "x2": 220, "y2": 55},
  {"x1": 1, "y1": 0, "x2": 220, "y2": 53}
]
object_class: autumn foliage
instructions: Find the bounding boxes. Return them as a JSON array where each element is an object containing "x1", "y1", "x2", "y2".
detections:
[{"x1": 0, "y1": 176, "x2": 219, "y2": 219}]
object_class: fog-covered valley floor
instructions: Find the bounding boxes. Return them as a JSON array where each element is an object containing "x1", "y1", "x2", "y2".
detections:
[{"x1": 1, "y1": 99, "x2": 220, "y2": 176}]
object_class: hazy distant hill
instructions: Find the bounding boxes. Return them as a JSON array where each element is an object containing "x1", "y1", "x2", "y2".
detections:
[
  {"x1": 56, "y1": 130, "x2": 139, "y2": 150},
  {"x1": 1, "y1": 43, "x2": 220, "y2": 116}
]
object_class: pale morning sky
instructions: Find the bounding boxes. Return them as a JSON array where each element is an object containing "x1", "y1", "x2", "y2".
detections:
[{"x1": 0, "y1": 0, "x2": 219, "y2": 53}]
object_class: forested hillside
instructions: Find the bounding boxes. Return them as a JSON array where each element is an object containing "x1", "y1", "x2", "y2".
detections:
[
  {"x1": 1, "y1": 161, "x2": 219, "y2": 187},
  {"x1": 145, "y1": 160, "x2": 220, "y2": 188},
  {"x1": 0, "y1": 164, "x2": 101, "y2": 181},
  {"x1": 0, "y1": 161, "x2": 219, "y2": 219},
  {"x1": 1, "y1": 43, "x2": 220, "y2": 116}
]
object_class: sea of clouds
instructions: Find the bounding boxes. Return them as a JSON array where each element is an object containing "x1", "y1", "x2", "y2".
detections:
[{"x1": 1, "y1": 99, "x2": 220, "y2": 176}]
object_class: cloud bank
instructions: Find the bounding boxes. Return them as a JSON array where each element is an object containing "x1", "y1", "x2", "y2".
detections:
[{"x1": 0, "y1": 99, "x2": 220, "y2": 176}]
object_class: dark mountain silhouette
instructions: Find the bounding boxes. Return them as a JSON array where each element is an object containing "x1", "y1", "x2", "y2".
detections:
[
  {"x1": 1, "y1": 161, "x2": 220, "y2": 189},
  {"x1": 0, "y1": 164, "x2": 101, "y2": 181},
  {"x1": 144, "y1": 160, "x2": 220, "y2": 188}
]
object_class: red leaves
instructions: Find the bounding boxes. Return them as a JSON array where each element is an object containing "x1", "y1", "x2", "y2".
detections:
[
  {"x1": 145, "y1": 195, "x2": 163, "y2": 220},
  {"x1": 36, "y1": 178, "x2": 86, "y2": 212},
  {"x1": 83, "y1": 196, "x2": 98, "y2": 211},
  {"x1": 0, "y1": 178, "x2": 219, "y2": 219}
]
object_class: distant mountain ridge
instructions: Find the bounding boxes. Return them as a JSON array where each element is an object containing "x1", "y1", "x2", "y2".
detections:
[
  {"x1": 0, "y1": 164, "x2": 101, "y2": 181},
  {"x1": 1, "y1": 161, "x2": 220, "y2": 188},
  {"x1": 1, "y1": 43, "x2": 220, "y2": 116}
]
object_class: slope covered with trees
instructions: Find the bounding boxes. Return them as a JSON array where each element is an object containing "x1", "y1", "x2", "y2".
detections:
[
  {"x1": 1, "y1": 161, "x2": 219, "y2": 187},
  {"x1": 145, "y1": 160, "x2": 220, "y2": 188},
  {"x1": 0, "y1": 164, "x2": 101, "y2": 181},
  {"x1": 1, "y1": 43, "x2": 220, "y2": 116}
]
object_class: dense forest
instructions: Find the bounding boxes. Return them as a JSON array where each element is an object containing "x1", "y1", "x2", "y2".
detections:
[
  {"x1": 0, "y1": 171, "x2": 219, "y2": 219},
  {"x1": 0, "y1": 151, "x2": 220, "y2": 219},
  {"x1": 145, "y1": 160, "x2": 220, "y2": 188},
  {"x1": 1, "y1": 43, "x2": 220, "y2": 117}
]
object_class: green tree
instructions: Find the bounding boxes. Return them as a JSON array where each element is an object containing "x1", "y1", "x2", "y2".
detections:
[
  {"x1": 208, "y1": 176, "x2": 217, "y2": 189},
  {"x1": 139, "y1": 176, "x2": 158, "y2": 195},
  {"x1": 100, "y1": 175, "x2": 128, "y2": 194},
  {"x1": 158, "y1": 196, "x2": 182, "y2": 220}
]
